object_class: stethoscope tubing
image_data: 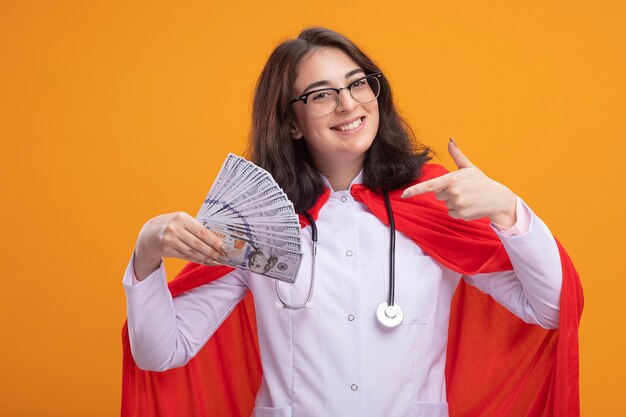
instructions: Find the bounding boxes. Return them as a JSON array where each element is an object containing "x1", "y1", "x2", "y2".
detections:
[
  {"x1": 383, "y1": 191, "x2": 396, "y2": 308},
  {"x1": 275, "y1": 191, "x2": 402, "y2": 326},
  {"x1": 275, "y1": 211, "x2": 317, "y2": 309}
]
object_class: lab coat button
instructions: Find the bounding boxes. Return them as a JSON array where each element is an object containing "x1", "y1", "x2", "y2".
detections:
[
  {"x1": 341, "y1": 196, "x2": 348, "y2": 202},
  {"x1": 346, "y1": 250, "x2": 353, "y2": 257},
  {"x1": 351, "y1": 384, "x2": 358, "y2": 391},
  {"x1": 348, "y1": 314, "x2": 355, "y2": 321}
]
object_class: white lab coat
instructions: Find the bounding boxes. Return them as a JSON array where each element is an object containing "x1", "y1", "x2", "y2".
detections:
[{"x1": 123, "y1": 174, "x2": 562, "y2": 417}]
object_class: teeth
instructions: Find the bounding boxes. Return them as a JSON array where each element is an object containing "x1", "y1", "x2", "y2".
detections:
[{"x1": 338, "y1": 117, "x2": 362, "y2": 131}]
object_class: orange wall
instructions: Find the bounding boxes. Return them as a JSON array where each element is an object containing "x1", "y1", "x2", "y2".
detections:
[{"x1": 1, "y1": 1, "x2": 624, "y2": 415}]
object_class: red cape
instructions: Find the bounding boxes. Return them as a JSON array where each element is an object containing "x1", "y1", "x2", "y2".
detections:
[{"x1": 121, "y1": 164, "x2": 583, "y2": 417}]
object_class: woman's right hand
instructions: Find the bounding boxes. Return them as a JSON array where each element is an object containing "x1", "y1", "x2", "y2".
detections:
[{"x1": 133, "y1": 212, "x2": 228, "y2": 281}]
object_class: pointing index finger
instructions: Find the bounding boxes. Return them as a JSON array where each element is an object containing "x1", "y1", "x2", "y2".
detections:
[{"x1": 401, "y1": 174, "x2": 451, "y2": 198}]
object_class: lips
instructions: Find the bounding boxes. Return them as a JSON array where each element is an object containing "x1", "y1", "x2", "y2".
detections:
[{"x1": 331, "y1": 117, "x2": 365, "y2": 132}]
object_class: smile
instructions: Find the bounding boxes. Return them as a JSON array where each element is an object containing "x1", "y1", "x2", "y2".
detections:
[{"x1": 332, "y1": 117, "x2": 365, "y2": 133}]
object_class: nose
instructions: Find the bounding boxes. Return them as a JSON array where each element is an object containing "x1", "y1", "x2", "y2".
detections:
[{"x1": 335, "y1": 88, "x2": 357, "y2": 113}]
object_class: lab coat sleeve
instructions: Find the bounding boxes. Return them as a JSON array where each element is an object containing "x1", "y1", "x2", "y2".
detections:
[
  {"x1": 123, "y1": 254, "x2": 249, "y2": 371},
  {"x1": 463, "y1": 198, "x2": 562, "y2": 329}
]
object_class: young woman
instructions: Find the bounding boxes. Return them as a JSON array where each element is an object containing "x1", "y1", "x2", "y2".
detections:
[{"x1": 122, "y1": 28, "x2": 581, "y2": 417}]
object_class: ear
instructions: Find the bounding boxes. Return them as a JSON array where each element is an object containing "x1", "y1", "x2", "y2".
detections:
[{"x1": 290, "y1": 121, "x2": 303, "y2": 140}]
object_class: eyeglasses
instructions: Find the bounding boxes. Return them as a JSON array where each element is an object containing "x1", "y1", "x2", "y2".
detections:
[{"x1": 290, "y1": 72, "x2": 383, "y2": 115}]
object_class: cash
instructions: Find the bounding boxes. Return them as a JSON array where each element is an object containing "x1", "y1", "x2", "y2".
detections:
[{"x1": 197, "y1": 154, "x2": 303, "y2": 283}]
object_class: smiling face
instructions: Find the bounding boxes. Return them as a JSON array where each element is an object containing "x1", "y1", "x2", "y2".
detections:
[{"x1": 290, "y1": 47, "x2": 380, "y2": 177}]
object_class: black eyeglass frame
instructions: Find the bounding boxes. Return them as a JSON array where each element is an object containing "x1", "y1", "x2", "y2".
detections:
[{"x1": 289, "y1": 72, "x2": 384, "y2": 110}]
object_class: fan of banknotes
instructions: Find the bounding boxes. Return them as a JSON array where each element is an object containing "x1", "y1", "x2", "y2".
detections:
[{"x1": 196, "y1": 153, "x2": 303, "y2": 283}]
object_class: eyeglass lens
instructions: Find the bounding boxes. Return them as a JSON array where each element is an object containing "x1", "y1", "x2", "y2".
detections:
[{"x1": 307, "y1": 76, "x2": 381, "y2": 115}]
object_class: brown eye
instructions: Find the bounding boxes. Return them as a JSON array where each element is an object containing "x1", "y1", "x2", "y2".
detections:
[
  {"x1": 311, "y1": 90, "x2": 335, "y2": 102},
  {"x1": 351, "y1": 79, "x2": 367, "y2": 88}
]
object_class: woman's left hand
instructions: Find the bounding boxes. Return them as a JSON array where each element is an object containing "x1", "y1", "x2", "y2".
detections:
[{"x1": 401, "y1": 139, "x2": 518, "y2": 228}]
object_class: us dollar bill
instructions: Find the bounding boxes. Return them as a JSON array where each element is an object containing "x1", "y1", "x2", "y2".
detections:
[{"x1": 197, "y1": 153, "x2": 304, "y2": 282}]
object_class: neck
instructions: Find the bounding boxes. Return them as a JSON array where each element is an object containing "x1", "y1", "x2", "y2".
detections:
[
  {"x1": 322, "y1": 163, "x2": 362, "y2": 191},
  {"x1": 312, "y1": 153, "x2": 365, "y2": 191}
]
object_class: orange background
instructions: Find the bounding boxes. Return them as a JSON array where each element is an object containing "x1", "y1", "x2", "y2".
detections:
[{"x1": 1, "y1": 1, "x2": 624, "y2": 416}]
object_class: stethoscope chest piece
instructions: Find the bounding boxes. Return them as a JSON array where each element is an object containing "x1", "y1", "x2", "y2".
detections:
[{"x1": 376, "y1": 301, "x2": 404, "y2": 328}]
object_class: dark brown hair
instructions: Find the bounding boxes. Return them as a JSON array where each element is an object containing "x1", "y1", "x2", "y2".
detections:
[{"x1": 246, "y1": 27, "x2": 430, "y2": 213}]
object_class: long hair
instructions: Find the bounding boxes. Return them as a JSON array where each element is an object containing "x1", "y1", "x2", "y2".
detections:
[{"x1": 246, "y1": 27, "x2": 431, "y2": 213}]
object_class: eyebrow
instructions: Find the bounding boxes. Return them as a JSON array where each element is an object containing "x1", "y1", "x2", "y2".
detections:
[{"x1": 302, "y1": 68, "x2": 366, "y2": 93}]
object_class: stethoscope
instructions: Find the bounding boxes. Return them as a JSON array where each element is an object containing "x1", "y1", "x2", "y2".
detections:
[{"x1": 275, "y1": 191, "x2": 404, "y2": 328}]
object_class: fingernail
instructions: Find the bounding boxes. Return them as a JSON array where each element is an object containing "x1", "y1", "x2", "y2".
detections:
[
  {"x1": 220, "y1": 245, "x2": 228, "y2": 256},
  {"x1": 449, "y1": 137, "x2": 457, "y2": 147}
]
